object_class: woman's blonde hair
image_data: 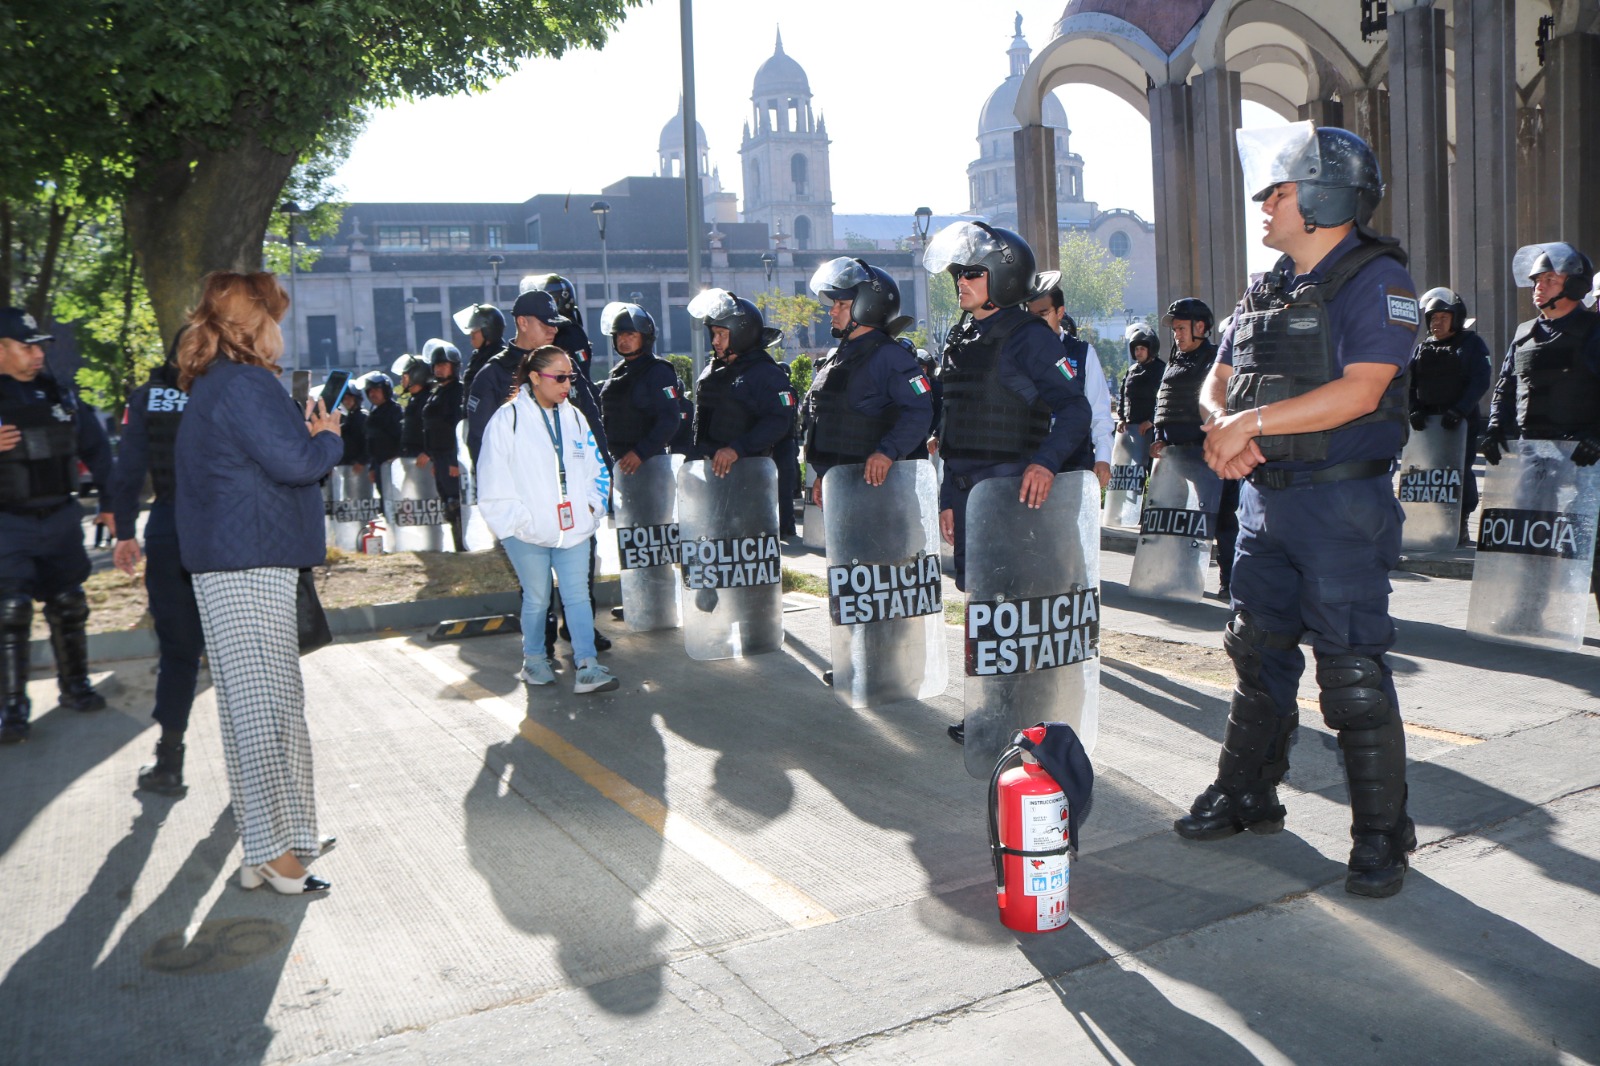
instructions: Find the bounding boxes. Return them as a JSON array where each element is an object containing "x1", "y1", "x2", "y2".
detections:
[{"x1": 176, "y1": 272, "x2": 289, "y2": 391}]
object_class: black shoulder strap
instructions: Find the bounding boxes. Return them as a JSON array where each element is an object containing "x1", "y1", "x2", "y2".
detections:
[{"x1": 1311, "y1": 238, "x2": 1408, "y2": 304}]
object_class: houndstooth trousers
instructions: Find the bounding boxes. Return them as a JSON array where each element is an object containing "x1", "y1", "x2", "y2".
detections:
[{"x1": 194, "y1": 567, "x2": 319, "y2": 865}]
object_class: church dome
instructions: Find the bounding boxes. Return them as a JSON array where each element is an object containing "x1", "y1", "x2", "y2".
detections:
[
  {"x1": 659, "y1": 101, "x2": 708, "y2": 154},
  {"x1": 752, "y1": 31, "x2": 810, "y2": 97},
  {"x1": 979, "y1": 78, "x2": 1069, "y2": 136}
]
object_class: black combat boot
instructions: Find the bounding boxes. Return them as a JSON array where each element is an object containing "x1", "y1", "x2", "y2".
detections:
[
  {"x1": 1174, "y1": 701, "x2": 1298, "y2": 840},
  {"x1": 137, "y1": 738, "x2": 188, "y2": 797},
  {"x1": 1340, "y1": 722, "x2": 1415, "y2": 898},
  {"x1": 43, "y1": 589, "x2": 105, "y2": 712},
  {"x1": 1, "y1": 594, "x2": 33, "y2": 744}
]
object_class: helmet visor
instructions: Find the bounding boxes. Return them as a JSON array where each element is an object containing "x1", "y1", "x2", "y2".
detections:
[
  {"x1": 1236, "y1": 120, "x2": 1320, "y2": 201},
  {"x1": 517, "y1": 274, "x2": 550, "y2": 295},
  {"x1": 452, "y1": 306, "x2": 481, "y2": 334},
  {"x1": 1512, "y1": 242, "x2": 1587, "y2": 286},
  {"x1": 389, "y1": 354, "x2": 417, "y2": 377},
  {"x1": 687, "y1": 288, "x2": 738, "y2": 322},
  {"x1": 922, "y1": 221, "x2": 1004, "y2": 275},
  {"x1": 600, "y1": 301, "x2": 649, "y2": 337},
  {"x1": 1025, "y1": 270, "x2": 1061, "y2": 304},
  {"x1": 808, "y1": 257, "x2": 873, "y2": 299}
]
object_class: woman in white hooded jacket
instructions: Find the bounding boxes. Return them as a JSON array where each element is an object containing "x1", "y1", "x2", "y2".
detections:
[{"x1": 477, "y1": 345, "x2": 618, "y2": 693}]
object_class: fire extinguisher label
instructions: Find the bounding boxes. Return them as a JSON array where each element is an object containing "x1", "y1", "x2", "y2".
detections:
[{"x1": 1021, "y1": 790, "x2": 1071, "y2": 926}]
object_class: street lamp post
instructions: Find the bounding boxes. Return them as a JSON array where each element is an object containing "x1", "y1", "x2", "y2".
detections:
[
  {"x1": 591, "y1": 200, "x2": 611, "y2": 307},
  {"x1": 353, "y1": 324, "x2": 365, "y2": 366},
  {"x1": 761, "y1": 252, "x2": 775, "y2": 289},
  {"x1": 280, "y1": 200, "x2": 302, "y2": 369},
  {"x1": 488, "y1": 254, "x2": 505, "y2": 303},
  {"x1": 404, "y1": 295, "x2": 419, "y2": 353},
  {"x1": 913, "y1": 206, "x2": 932, "y2": 345}
]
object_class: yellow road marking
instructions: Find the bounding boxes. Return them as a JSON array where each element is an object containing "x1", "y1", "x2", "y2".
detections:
[{"x1": 398, "y1": 640, "x2": 837, "y2": 930}]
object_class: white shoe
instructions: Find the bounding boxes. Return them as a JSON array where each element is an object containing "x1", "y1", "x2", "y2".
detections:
[
  {"x1": 574, "y1": 658, "x2": 619, "y2": 694},
  {"x1": 240, "y1": 861, "x2": 330, "y2": 895},
  {"x1": 518, "y1": 657, "x2": 556, "y2": 685}
]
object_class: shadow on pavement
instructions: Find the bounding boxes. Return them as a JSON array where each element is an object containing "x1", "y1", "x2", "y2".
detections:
[{"x1": 0, "y1": 698, "x2": 146, "y2": 857}]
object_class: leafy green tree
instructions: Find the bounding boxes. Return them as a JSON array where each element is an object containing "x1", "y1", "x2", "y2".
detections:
[
  {"x1": 787, "y1": 353, "x2": 813, "y2": 399},
  {"x1": 754, "y1": 290, "x2": 824, "y2": 353},
  {"x1": 921, "y1": 269, "x2": 962, "y2": 354},
  {"x1": 1, "y1": 1, "x2": 640, "y2": 343},
  {"x1": 1056, "y1": 231, "x2": 1131, "y2": 325},
  {"x1": 55, "y1": 210, "x2": 165, "y2": 415}
]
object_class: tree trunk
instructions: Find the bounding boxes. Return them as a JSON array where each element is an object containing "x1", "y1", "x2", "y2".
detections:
[
  {"x1": 27, "y1": 197, "x2": 71, "y2": 325},
  {"x1": 1, "y1": 201, "x2": 13, "y2": 305},
  {"x1": 125, "y1": 125, "x2": 297, "y2": 348}
]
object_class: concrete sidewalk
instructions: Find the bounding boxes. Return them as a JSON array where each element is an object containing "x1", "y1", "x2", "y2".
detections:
[{"x1": 0, "y1": 535, "x2": 1596, "y2": 1065}]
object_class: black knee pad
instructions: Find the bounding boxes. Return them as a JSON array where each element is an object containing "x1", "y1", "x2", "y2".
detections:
[
  {"x1": 1224, "y1": 611, "x2": 1301, "y2": 690},
  {"x1": 1316, "y1": 654, "x2": 1392, "y2": 730},
  {"x1": 43, "y1": 588, "x2": 91, "y2": 628},
  {"x1": 0, "y1": 594, "x2": 32, "y2": 634}
]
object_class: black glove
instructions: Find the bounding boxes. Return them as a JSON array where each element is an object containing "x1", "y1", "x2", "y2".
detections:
[
  {"x1": 1481, "y1": 427, "x2": 1506, "y2": 466},
  {"x1": 1573, "y1": 436, "x2": 1600, "y2": 467},
  {"x1": 1440, "y1": 410, "x2": 1463, "y2": 431},
  {"x1": 1409, "y1": 411, "x2": 1429, "y2": 432}
]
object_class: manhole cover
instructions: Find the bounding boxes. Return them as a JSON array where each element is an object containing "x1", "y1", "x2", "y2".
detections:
[{"x1": 142, "y1": 917, "x2": 291, "y2": 976}]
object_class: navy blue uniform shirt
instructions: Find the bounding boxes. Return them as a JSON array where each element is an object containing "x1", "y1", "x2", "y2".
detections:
[
  {"x1": 1218, "y1": 230, "x2": 1418, "y2": 469},
  {"x1": 606, "y1": 353, "x2": 684, "y2": 461},
  {"x1": 107, "y1": 377, "x2": 183, "y2": 539},
  {"x1": 811, "y1": 330, "x2": 934, "y2": 481},
  {"x1": 708, "y1": 349, "x2": 797, "y2": 458},
  {"x1": 0, "y1": 372, "x2": 112, "y2": 505}
]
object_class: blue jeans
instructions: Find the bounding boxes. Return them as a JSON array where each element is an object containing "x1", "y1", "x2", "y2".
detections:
[{"x1": 501, "y1": 536, "x2": 597, "y2": 663}]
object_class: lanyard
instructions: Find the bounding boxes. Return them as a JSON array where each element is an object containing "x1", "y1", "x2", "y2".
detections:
[{"x1": 538, "y1": 403, "x2": 567, "y2": 499}]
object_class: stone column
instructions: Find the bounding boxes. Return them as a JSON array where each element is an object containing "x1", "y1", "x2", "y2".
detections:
[
  {"x1": 1541, "y1": 31, "x2": 1600, "y2": 261},
  {"x1": 1346, "y1": 88, "x2": 1392, "y2": 238},
  {"x1": 1387, "y1": 3, "x2": 1451, "y2": 290},
  {"x1": 1148, "y1": 82, "x2": 1196, "y2": 315},
  {"x1": 1452, "y1": 0, "x2": 1518, "y2": 355},
  {"x1": 1190, "y1": 68, "x2": 1247, "y2": 320},
  {"x1": 1516, "y1": 107, "x2": 1544, "y2": 251},
  {"x1": 1013, "y1": 124, "x2": 1059, "y2": 269}
]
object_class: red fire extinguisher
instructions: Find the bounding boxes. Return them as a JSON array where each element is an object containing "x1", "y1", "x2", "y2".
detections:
[{"x1": 988, "y1": 726, "x2": 1071, "y2": 933}]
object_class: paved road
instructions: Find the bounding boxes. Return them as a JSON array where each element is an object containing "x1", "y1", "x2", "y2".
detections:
[{"x1": 1, "y1": 537, "x2": 1596, "y2": 1065}]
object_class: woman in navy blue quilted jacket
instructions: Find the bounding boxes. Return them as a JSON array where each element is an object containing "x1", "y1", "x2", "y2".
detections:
[{"x1": 175, "y1": 272, "x2": 344, "y2": 896}]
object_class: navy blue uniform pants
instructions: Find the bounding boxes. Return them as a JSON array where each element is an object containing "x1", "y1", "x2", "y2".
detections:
[
  {"x1": 943, "y1": 458, "x2": 1028, "y2": 592},
  {"x1": 1215, "y1": 479, "x2": 1241, "y2": 590},
  {"x1": 0, "y1": 502, "x2": 91, "y2": 599},
  {"x1": 143, "y1": 529, "x2": 204, "y2": 733},
  {"x1": 1231, "y1": 474, "x2": 1403, "y2": 717}
]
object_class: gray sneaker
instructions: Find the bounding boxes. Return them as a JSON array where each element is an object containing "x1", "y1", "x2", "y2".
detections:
[
  {"x1": 517, "y1": 658, "x2": 556, "y2": 686},
  {"x1": 574, "y1": 658, "x2": 619, "y2": 695}
]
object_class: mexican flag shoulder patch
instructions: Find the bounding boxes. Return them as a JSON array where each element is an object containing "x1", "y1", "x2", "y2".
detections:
[
  {"x1": 1055, "y1": 357, "x2": 1076, "y2": 381},
  {"x1": 909, "y1": 374, "x2": 931, "y2": 395},
  {"x1": 779, "y1": 391, "x2": 795, "y2": 407},
  {"x1": 662, "y1": 384, "x2": 679, "y2": 400}
]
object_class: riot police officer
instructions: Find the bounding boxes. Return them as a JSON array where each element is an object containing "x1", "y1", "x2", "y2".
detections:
[
  {"x1": 361, "y1": 372, "x2": 403, "y2": 498},
  {"x1": 804, "y1": 257, "x2": 932, "y2": 504},
  {"x1": 338, "y1": 388, "x2": 367, "y2": 470},
  {"x1": 1156, "y1": 298, "x2": 1235, "y2": 596},
  {"x1": 419, "y1": 339, "x2": 465, "y2": 550},
  {"x1": 0, "y1": 308, "x2": 114, "y2": 743},
  {"x1": 687, "y1": 289, "x2": 795, "y2": 477},
  {"x1": 107, "y1": 336, "x2": 203, "y2": 792},
  {"x1": 523, "y1": 274, "x2": 610, "y2": 467},
  {"x1": 392, "y1": 354, "x2": 430, "y2": 458},
  {"x1": 1024, "y1": 272, "x2": 1113, "y2": 487},
  {"x1": 1483, "y1": 242, "x2": 1600, "y2": 613},
  {"x1": 455, "y1": 302, "x2": 507, "y2": 394},
  {"x1": 1115, "y1": 323, "x2": 1164, "y2": 445},
  {"x1": 596, "y1": 303, "x2": 683, "y2": 475},
  {"x1": 1178, "y1": 123, "x2": 1419, "y2": 898},
  {"x1": 1409, "y1": 287, "x2": 1491, "y2": 545}
]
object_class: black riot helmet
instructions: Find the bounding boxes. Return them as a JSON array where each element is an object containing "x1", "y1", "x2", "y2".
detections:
[
  {"x1": 687, "y1": 288, "x2": 780, "y2": 354},
  {"x1": 808, "y1": 256, "x2": 903, "y2": 333},
  {"x1": 1417, "y1": 287, "x2": 1467, "y2": 334},
  {"x1": 522, "y1": 273, "x2": 580, "y2": 324},
  {"x1": 390, "y1": 354, "x2": 431, "y2": 390},
  {"x1": 422, "y1": 338, "x2": 461, "y2": 367},
  {"x1": 599, "y1": 301, "x2": 657, "y2": 355},
  {"x1": 1237, "y1": 122, "x2": 1385, "y2": 236},
  {"x1": 452, "y1": 303, "x2": 505, "y2": 348},
  {"x1": 1513, "y1": 242, "x2": 1596, "y2": 305},
  {"x1": 922, "y1": 221, "x2": 1037, "y2": 308},
  {"x1": 1164, "y1": 297, "x2": 1214, "y2": 335},
  {"x1": 1125, "y1": 322, "x2": 1160, "y2": 361},
  {"x1": 359, "y1": 371, "x2": 394, "y2": 401}
]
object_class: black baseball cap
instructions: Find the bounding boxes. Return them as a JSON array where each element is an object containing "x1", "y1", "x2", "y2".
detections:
[
  {"x1": 0, "y1": 307, "x2": 52, "y2": 344},
  {"x1": 510, "y1": 290, "x2": 570, "y2": 326}
]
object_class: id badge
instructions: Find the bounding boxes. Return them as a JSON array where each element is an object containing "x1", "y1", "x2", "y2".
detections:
[{"x1": 556, "y1": 501, "x2": 575, "y2": 531}]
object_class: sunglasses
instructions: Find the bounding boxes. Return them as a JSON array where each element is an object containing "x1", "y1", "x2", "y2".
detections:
[
  {"x1": 955, "y1": 267, "x2": 988, "y2": 280},
  {"x1": 537, "y1": 372, "x2": 575, "y2": 384}
]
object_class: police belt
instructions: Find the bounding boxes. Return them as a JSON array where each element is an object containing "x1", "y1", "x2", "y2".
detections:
[{"x1": 1247, "y1": 459, "x2": 1392, "y2": 490}]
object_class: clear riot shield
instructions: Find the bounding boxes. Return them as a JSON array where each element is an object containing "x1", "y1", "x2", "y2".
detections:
[
  {"x1": 383, "y1": 457, "x2": 453, "y2": 553},
  {"x1": 457, "y1": 422, "x2": 496, "y2": 551},
  {"x1": 1466, "y1": 440, "x2": 1600, "y2": 653},
  {"x1": 822, "y1": 460, "x2": 946, "y2": 709},
  {"x1": 1396, "y1": 419, "x2": 1467, "y2": 552},
  {"x1": 326, "y1": 466, "x2": 381, "y2": 551},
  {"x1": 963, "y1": 471, "x2": 1100, "y2": 779},
  {"x1": 614, "y1": 454, "x2": 684, "y2": 633},
  {"x1": 1128, "y1": 445, "x2": 1221, "y2": 602},
  {"x1": 1102, "y1": 429, "x2": 1150, "y2": 528},
  {"x1": 677, "y1": 458, "x2": 784, "y2": 660}
]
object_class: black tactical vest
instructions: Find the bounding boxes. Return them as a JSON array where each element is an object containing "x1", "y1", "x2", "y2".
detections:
[
  {"x1": 806, "y1": 331, "x2": 901, "y2": 467},
  {"x1": 1154, "y1": 342, "x2": 1216, "y2": 429},
  {"x1": 693, "y1": 355, "x2": 767, "y2": 453},
  {"x1": 598, "y1": 354, "x2": 658, "y2": 455},
  {"x1": 0, "y1": 375, "x2": 80, "y2": 509},
  {"x1": 1225, "y1": 240, "x2": 1411, "y2": 462},
  {"x1": 420, "y1": 378, "x2": 462, "y2": 455},
  {"x1": 1411, "y1": 335, "x2": 1471, "y2": 409},
  {"x1": 400, "y1": 393, "x2": 425, "y2": 457},
  {"x1": 1510, "y1": 309, "x2": 1600, "y2": 439},
  {"x1": 142, "y1": 369, "x2": 186, "y2": 501},
  {"x1": 939, "y1": 310, "x2": 1053, "y2": 463}
]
